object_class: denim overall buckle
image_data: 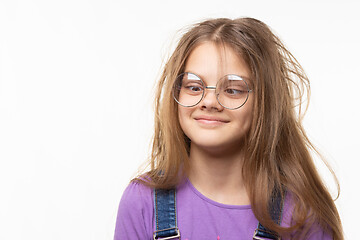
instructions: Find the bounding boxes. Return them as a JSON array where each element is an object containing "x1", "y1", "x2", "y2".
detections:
[
  {"x1": 153, "y1": 227, "x2": 180, "y2": 240},
  {"x1": 253, "y1": 228, "x2": 281, "y2": 240}
]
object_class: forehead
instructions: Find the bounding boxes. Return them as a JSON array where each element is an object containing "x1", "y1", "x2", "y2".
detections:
[{"x1": 184, "y1": 42, "x2": 251, "y2": 84}]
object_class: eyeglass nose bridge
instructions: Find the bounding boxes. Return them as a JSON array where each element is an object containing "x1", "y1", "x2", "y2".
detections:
[
  {"x1": 200, "y1": 85, "x2": 222, "y2": 106},
  {"x1": 203, "y1": 86, "x2": 218, "y2": 98},
  {"x1": 205, "y1": 86, "x2": 216, "y2": 90}
]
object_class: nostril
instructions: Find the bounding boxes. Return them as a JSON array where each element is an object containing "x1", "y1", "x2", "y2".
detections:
[{"x1": 199, "y1": 91, "x2": 223, "y2": 111}]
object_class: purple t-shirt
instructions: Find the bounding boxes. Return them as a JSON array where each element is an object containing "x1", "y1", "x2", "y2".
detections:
[{"x1": 114, "y1": 179, "x2": 331, "y2": 239}]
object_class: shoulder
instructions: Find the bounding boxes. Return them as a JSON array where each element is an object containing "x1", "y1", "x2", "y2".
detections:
[
  {"x1": 114, "y1": 181, "x2": 154, "y2": 240},
  {"x1": 120, "y1": 180, "x2": 153, "y2": 207},
  {"x1": 117, "y1": 180, "x2": 154, "y2": 218}
]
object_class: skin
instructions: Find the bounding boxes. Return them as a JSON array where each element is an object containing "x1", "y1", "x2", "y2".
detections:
[{"x1": 178, "y1": 42, "x2": 254, "y2": 205}]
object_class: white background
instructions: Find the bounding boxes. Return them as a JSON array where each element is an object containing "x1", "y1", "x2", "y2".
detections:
[{"x1": 0, "y1": 0, "x2": 359, "y2": 239}]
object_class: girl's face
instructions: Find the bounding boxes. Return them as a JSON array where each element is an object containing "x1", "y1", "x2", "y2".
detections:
[{"x1": 178, "y1": 42, "x2": 254, "y2": 153}]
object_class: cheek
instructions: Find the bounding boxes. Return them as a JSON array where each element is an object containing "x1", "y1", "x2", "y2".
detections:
[
  {"x1": 235, "y1": 98, "x2": 254, "y2": 129},
  {"x1": 178, "y1": 107, "x2": 186, "y2": 128},
  {"x1": 178, "y1": 107, "x2": 193, "y2": 135}
]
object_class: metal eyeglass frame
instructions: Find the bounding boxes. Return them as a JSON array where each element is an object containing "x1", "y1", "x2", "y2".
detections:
[{"x1": 172, "y1": 72, "x2": 253, "y2": 110}]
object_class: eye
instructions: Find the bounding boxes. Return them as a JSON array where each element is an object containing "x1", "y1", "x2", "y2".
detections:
[
  {"x1": 182, "y1": 80, "x2": 203, "y2": 94},
  {"x1": 223, "y1": 88, "x2": 247, "y2": 98},
  {"x1": 187, "y1": 85, "x2": 202, "y2": 92},
  {"x1": 220, "y1": 78, "x2": 249, "y2": 98},
  {"x1": 225, "y1": 89, "x2": 241, "y2": 95}
]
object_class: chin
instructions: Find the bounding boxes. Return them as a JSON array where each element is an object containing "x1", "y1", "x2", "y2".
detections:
[
  {"x1": 191, "y1": 138, "x2": 242, "y2": 152},
  {"x1": 188, "y1": 130, "x2": 248, "y2": 151}
]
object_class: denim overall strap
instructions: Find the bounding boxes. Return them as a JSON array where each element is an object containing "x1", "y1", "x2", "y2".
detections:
[
  {"x1": 153, "y1": 188, "x2": 180, "y2": 240},
  {"x1": 253, "y1": 189, "x2": 286, "y2": 240}
]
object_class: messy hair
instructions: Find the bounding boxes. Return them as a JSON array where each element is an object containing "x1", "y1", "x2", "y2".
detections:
[{"x1": 134, "y1": 17, "x2": 343, "y2": 240}]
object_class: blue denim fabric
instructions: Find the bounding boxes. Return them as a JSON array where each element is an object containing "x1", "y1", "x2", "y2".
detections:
[
  {"x1": 154, "y1": 189, "x2": 179, "y2": 238},
  {"x1": 254, "y1": 189, "x2": 285, "y2": 239}
]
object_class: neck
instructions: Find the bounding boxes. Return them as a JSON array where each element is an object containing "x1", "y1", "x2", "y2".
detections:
[{"x1": 188, "y1": 143, "x2": 250, "y2": 205}]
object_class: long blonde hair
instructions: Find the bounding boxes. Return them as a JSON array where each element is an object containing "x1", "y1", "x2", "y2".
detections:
[{"x1": 134, "y1": 17, "x2": 343, "y2": 240}]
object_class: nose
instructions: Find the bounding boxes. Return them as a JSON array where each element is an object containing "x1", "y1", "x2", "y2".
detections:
[{"x1": 199, "y1": 86, "x2": 224, "y2": 111}]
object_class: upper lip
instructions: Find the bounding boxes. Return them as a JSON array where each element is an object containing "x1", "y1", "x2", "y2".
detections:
[{"x1": 194, "y1": 115, "x2": 230, "y2": 123}]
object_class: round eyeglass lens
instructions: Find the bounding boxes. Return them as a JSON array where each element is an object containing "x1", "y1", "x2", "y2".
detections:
[
  {"x1": 173, "y1": 72, "x2": 204, "y2": 107},
  {"x1": 216, "y1": 75, "x2": 250, "y2": 109}
]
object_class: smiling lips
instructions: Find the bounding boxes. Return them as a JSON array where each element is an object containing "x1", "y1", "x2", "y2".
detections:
[{"x1": 194, "y1": 116, "x2": 230, "y2": 126}]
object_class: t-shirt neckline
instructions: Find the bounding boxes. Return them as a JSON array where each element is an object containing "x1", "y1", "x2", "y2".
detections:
[{"x1": 185, "y1": 178, "x2": 252, "y2": 210}]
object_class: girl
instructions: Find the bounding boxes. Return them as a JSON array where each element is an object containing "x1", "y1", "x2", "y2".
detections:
[{"x1": 114, "y1": 17, "x2": 343, "y2": 240}]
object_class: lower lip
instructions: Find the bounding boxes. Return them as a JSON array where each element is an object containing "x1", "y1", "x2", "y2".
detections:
[{"x1": 195, "y1": 119, "x2": 228, "y2": 126}]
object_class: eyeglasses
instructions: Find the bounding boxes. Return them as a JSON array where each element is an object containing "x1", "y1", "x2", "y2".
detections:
[{"x1": 172, "y1": 72, "x2": 253, "y2": 110}]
